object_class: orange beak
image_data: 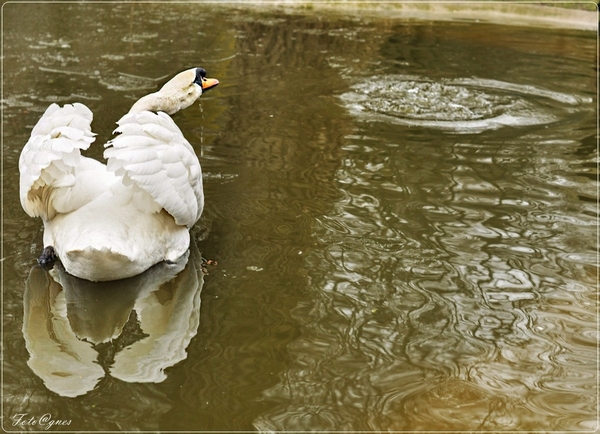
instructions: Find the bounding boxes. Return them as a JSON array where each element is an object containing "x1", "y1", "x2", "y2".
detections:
[{"x1": 202, "y1": 77, "x2": 219, "y2": 92}]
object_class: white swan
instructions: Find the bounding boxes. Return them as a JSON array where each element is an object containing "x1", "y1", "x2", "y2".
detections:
[{"x1": 19, "y1": 67, "x2": 219, "y2": 281}]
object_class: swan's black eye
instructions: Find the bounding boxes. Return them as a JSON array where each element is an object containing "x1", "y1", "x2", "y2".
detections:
[{"x1": 194, "y1": 67, "x2": 207, "y2": 85}]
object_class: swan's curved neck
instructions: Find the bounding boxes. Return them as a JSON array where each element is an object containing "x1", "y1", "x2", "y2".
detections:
[
  {"x1": 128, "y1": 83, "x2": 202, "y2": 116},
  {"x1": 129, "y1": 93, "x2": 169, "y2": 115}
]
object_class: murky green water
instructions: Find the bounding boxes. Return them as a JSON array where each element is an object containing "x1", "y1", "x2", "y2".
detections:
[{"x1": 2, "y1": 3, "x2": 597, "y2": 431}]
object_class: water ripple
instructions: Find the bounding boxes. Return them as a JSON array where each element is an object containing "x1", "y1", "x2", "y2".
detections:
[
  {"x1": 257, "y1": 96, "x2": 597, "y2": 429},
  {"x1": 340, "y1": 75, "x2": 592, "y2": 133}
]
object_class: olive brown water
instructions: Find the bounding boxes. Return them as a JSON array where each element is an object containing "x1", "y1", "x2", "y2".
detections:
[{"x1": 2, "y1": 3, "x2": 597, "y2": 431}]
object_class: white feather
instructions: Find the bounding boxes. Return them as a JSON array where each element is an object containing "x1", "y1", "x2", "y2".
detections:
[
  {"x1": 18, "y1": 67, "x2": 215, "y2": 281},
  {"x1": 104, "y1": 111, "x2": 203, "y2": 228},
  {"x1": 19, "y1": 103, "x2": 97, "y2": 219}
]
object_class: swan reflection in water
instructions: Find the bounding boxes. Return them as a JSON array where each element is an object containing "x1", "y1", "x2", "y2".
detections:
[{"x1": 22, "y1": 239, "x2": 204, "y2": 398}]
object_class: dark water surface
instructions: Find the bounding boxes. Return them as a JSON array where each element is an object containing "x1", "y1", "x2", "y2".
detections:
[{"x1": 2, "y1": 3, "x2": 597, "y2": 431}]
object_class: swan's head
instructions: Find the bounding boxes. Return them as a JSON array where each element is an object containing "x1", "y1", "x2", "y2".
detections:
[{"x1": 129, "y1": 67, "x2": 219, "y2": 115}]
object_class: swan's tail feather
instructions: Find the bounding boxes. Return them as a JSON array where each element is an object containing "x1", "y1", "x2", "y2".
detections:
[
  {"x1": 19, "y1": 103, "x2": 97, "y2": 220},
  {"x1": 64, "y1": 247, "x2": 137, "y2": 282}
]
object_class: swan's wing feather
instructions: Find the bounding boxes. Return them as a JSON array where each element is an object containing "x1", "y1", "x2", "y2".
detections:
[
  {"x1": 19, "y1": 103, "x2": 98, "y2": 219},
  {"x1": 104, "y1": 111, "x2": 203, "y2": 227}
]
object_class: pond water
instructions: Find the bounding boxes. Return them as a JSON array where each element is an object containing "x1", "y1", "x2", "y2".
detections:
[{"x1": 2, "y1": 3, "x2": 597, "y2": 431}]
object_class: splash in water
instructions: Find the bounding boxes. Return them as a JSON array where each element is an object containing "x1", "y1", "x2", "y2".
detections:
[{"x1": 340, "y1": 75, "x2": 592, "y2": 133}]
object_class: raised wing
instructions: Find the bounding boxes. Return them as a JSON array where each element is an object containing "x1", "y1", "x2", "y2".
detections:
[
  {"x1": 19, "y1": 103, "x2": 97, "y2": 220},
  {"x1": 104, "y1": 111, "x2": 204, "y2": 228}
]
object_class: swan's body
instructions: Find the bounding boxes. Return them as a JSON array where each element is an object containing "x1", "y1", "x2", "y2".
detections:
[{"x1": 19, "y1": 67, "x2": 219, "y2": 281}]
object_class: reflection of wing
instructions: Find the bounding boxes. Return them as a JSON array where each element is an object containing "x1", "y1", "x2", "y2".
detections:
[
  {"x1": 23, "y1": 266, "x2": 104, "y2": 398},
  {"x1": 104, "y1": 111, "x2": 204, "y2": 228},
  {"x1": 110, "y1": 241, "x2": 204, "y2": 383},
  {"x1": 22, "y1": 238, "x2": 204, "y2": 397}
]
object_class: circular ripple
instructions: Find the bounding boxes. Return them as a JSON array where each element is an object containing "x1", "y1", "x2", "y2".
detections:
[{"x1": 340, "y1": 75, "x2": 592, "y2": 133}]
